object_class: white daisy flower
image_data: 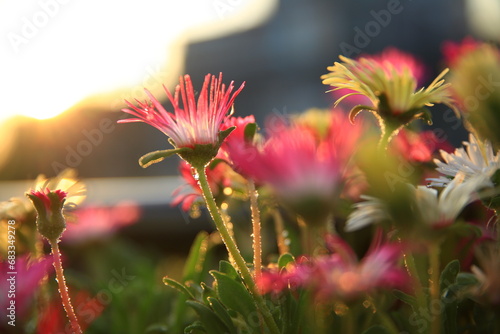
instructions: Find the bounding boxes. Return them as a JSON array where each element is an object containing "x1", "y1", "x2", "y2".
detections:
[
  {"x1": 414, "y1": 175, "x2": 492, "y2": 227},
  {"x1": 344, "y1": 195, "x2": 390, "y2": 232},
  {"x1": 345, "y1": 175, "x2": 491, "y2": 231},
  {"x1": 428, "y1": 134, "x2": 500, "y2": 187}
]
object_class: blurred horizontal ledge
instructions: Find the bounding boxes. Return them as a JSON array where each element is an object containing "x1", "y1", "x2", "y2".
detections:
[
  {"x1": 0, "y1": 176, "x2": 214, "y2": 244},
  {"x1": 0, "y1": 175, "x2": 185, "y2": 206}
]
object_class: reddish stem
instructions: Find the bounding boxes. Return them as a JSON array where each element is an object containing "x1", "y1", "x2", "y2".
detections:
[{"x1": 49, "y1": 240, "x2": 83, "y2": 334}]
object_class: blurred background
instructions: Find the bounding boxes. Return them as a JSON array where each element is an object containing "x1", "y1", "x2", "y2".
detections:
[{"x1": 0, "y1": 0, "x2": 498, "y2": 249}]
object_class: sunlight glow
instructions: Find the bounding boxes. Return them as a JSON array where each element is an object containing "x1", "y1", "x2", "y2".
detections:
[{"x1": 0, "y1": 0, "x2": 277, "y2": 122}]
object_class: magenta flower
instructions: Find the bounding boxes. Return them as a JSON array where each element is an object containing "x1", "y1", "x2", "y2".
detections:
[
  {"x1": 27, "y1": 188, "x2": 68, "y2": 242},
  {"x1": 390, "y1": 129, "x2": 453, "y2": 163},
  {"x1": 0, "y1": 255, "x2": 52, "y2": 319},
  {"x1": 257, "y1": 236, "x2": 408, "y2": 302},
  {"x1": 63, "y1": 202, "x2": 141, "y2": 243},
  {"x1": 442, "y1": 37, "x2": 482, "y2": 66},
  {"x1": 233, "y1": 111, "x2": 362, "y2": 226},
  {"x1": 220, "y1": 115, "x2": 260, "y2": 177},
  {"x1": 119, "y1": 73, "x2": 245, "y2": 168}
]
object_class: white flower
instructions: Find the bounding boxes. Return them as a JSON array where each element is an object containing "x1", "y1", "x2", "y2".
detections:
[
  {"x1": 414, "y1": 176, "x2": 491, "y2": 227},
  {"x1": 428, "y1": 134, "x2": 500, "y2": 187},
  {"x1": 345, "y1": 176, "x2": 491, "y2": 231},
  {"x1": 345, "y1": 195, "x2": 390, "y2": 232}
]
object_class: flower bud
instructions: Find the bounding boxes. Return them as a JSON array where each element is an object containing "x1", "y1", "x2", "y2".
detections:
[{"x1": 26, "y1": 188, "x2": 67, "y2": 242}]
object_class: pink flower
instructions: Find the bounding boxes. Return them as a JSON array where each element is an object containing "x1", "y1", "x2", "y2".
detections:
[
  {"x1": 232, "y1": 111, "x2": 362, "y2": 225},
  {"x1": 331, "y1": 47, "x2": 426, "y2": 108},
  {"x1": 119, "y1": 73, "x2": 245, "y2": 149},
  {"x1": 220, "y1": 115, "x2": 259, "y2": 177},
  {"x1": 442, "y1": 37, "x2": 482, "y2": 66},
  {"x1": 63, "y1": 202, "x2": 141, "y2": 242},
  {"x1": 28, "y1": 188, "x2": 67, "y2": 213},
  {"x1": 0, "y1": 255, "x2": 52, "y2": 318},
  {"x1": 390, "y1": 129, "x2": 453, "y2": 163},
  {"x1": 257, "y1": 236, "x2": 408, "y2": 302}
]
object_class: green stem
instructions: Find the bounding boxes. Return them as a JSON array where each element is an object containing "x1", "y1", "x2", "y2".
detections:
[
  {"x1": 429, "y1": 243, "x2": 441, "y2": 334},
  {"x1": 271, "y1": 208, "x2": 289, "y2": 255},
  {"x1": 195, "y1": 167, "x2": 280, "y2": 334},
  {"x1": 49, "y1": 241, "x2": 83, "y2": 334},
  {"x1": 403, "y1": 251, "x2": 427, "y2": 310},
  {"x1": 248, "y1": 180, "x2": 262, "y2": 279}
]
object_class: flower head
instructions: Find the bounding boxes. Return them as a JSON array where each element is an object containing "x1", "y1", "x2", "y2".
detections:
[
  {"x1": 0, "y1": 255, "x2": 52, "y2": 319},
  {"x1": 390, "y1": 129, "x2": 453, "y2": 163},
  {"x1": 442, "y1": 37, "x2": 482, "y2": 67},
  {"x1": 230, "y1": 111, "x2": 362, "y2": 226},
  {"x1": 331, "y1": 48, "x2": 427, "y2": 108},
  {"x1": 346, "y1": 175, "x2": 491, "y2": 232},
  {"x1": 27, "y1": 188, "x2": 68, "y2": 242},
  {"x1": 444, "y1": 40, "x2": 500, "y2": 146},
  {"x1": 120, "y1": 73, "x2": 245, "y2": 168},
  {"x1": 428, "y1": 134, "x2": 500, "y2": 187},
  {"x1": 257, "y1": 236, "x2": 408, "y2": 302},
  {"x1": 470, "y1": 242, "x2": 500, "y2": 306},
  {"x1": 220, "y1": 115, "x2": 259, "y2": 177},
  {"x1": 1, "y1": 169, "x2": 85, "y2": 223},
  {"x1": 322, "y1": 54, "x2": 456, "y2": 146},
  {"x1": 63, "y1": 202, "x2": 141, "y2": 243}
]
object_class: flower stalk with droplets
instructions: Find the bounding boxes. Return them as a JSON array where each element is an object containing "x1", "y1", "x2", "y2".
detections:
[
  {"x1": 26, "y1": 188, "x2": 82, "y2": 334},
  {"x1": 321, "y1": 54, "x2": 457, "y2": 149},
  {"x1": 121, "y1": 75, "x2": 278, "y2": 333}
]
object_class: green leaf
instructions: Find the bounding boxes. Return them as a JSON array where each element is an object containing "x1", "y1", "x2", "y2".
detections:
[
  {"x1": 439, "y1": 261, "x2": 461, "y2": 334},
  {"x1": 201, "y1": 282, "x2": 217, "y2": 305},
  {"x1": 278, "y1": 253, "x2": 295, "y2": 269},
  {"x1": 144, "y1": 323, "x2": 169, "y2": 333},
  {"x1": 405, "y1": 107, "x2": 433, "y2": 125},
  {"x1": 218, "y1": 126, "x2": 236, "y2": 144},
  {"x1": 186, "y1": 300, "x2": 231, "y2": 334},
  {"x1": 440, "y1": 260, "x2": 460, "y2": 291},
  {"x1": 139, "y1": 148, "x2": 190, "y2": 168},
  {"x1": 362, "y1": 325, "x2": 390, "y2": 334},
  {"x1": 183, "y1": 231, "x2": 210, "y2": 283},
  {"x1": 349, "y1": 105, "x2": 377, "y2": 124},
  {"x1": 218, "y1": 261, "x2": 239, "y2": 281},
  {"x1": 162, "y1": 276, "x2": 195, "y2": 299},
  {"x1": 448, "y1": 222, "x2": 482, "y2": 237},
  {"x1": 184, "y1": 321, "x2": 205, "y2": 333},
  {"x1": 393, "y1": 289, "x2": 417, "y2": 311},
  {"x1": 207, "y1": 297, "x2": 237, "y2": 333},
  {"x1": 455, "y1": 272, "x2": 479, "y2": 286},
  {"x1": 208, "y1": 158, "x2": 227, "y2": 170},
  {"x1": 243, "y1": 123, "x2": 257, "y2": 142},
  {"x1": 210, "y1": 271, "x2": 257, "y2": 319}
]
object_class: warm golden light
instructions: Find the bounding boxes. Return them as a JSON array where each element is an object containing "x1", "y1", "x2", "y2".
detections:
[{"x1": 0, "y1": 0, "x2": 277, "y2": 123}]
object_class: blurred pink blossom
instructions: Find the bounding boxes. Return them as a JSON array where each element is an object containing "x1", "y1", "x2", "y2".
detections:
[
  {"x1": 0, "y1": 255, "x2": 52, "y2": 318},
  {"x1": 63, "y1": 202, "x2": 141, "y2": 242},
  {"x1": 257, "y1": 235, "x2": 409, "y2": 302}
]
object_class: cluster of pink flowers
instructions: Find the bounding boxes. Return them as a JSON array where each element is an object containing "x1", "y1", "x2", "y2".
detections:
[{"x1": 257, "y1": 235, "x2": 409, "y2": 301}]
